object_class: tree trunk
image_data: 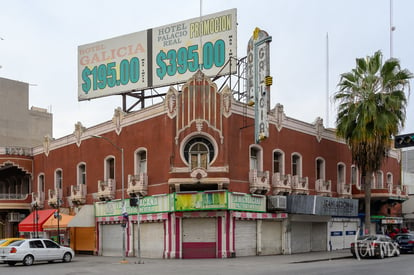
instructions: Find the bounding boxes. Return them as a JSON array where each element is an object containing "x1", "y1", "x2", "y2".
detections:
[{"x1": 364, "y1": 173, "x2": 372, "y2": 234}]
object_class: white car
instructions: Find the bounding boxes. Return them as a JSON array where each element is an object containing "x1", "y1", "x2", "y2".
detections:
[{"x1": 0, "y1": 238, "x2": 74, "y2": 266}]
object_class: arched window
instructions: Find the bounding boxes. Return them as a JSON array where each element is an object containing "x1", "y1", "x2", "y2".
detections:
[
  {"x1": 351, "y1": 165, "x2": 359, "y2": 188},
  {"x1": 135, "y1": 149, "x2": 147, "y2": 174},
  {"x1": 292, "y1": 153, "x2": 302, "y2": 176},
  {"x1": 77, "y1": 163, "x2": 86, "y2": 185},
  {"x1": 105, "y1": 156, "x2": 115, "y2": 180},
  {"x1": 273, "y1": 150, "x2": 284, "y2": 174},
  {"x1": 38, "y1": 174, "x2": 45, "y2": 194},
  {"x1": 250, "y1": 145, "x2": 263, "y2": 171},
  {"x1": 337, "y1": 163, "x2": 346, "y2": 186},
  {"x1": 376, "y1": 171, "x2": 384, "y2": 189},
  {"x1": 183, "y1": 137, "x2": 215, "y2": 169},
  {"x1": 55, "y1": 169, "x2": 62, "y2": 190},
  {"x1": 387, "y1": 172, "x2": 393, "y2": 186},
  {"x1": 316, "y1": 158, "x2": 325, "y2": 180},
  {"x1": 55, "y1": 169, "x2": 63, "y2": 198}
]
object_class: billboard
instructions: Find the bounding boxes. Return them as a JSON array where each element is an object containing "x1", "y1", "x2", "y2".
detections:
[{"x1": 78, "y1": 9, "x2": 237, "y2": 101}]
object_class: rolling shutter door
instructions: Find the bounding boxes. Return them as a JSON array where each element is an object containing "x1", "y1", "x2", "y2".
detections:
[
  {"x1": 311, "y1": 222, "x2": 327, "y2": 251},
  {"x1": 102, "y1": 224, "x2": 123, "y2": 256},
  {"x1": 182, "y1": 218, "x2": 216, "y2": 258},
  {"x1": 133, "y1": 222, "x2": 164, "y2": 258},
  {"x1": 235, "y1": 220, "x2": 257, "y2": 256},
  {"x1": 261, "y1": 220, "x2": 282, "y2": 255},
  {"x1": 291, "y1": 222, "x2": 311, "y2": 253}
]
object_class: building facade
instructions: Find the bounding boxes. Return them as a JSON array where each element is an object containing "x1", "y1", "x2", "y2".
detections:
[
  {"x1": 0, "y1": 72, "x2": 407, "y2": 257},
  {"x1": 0, "y1": 77, "x2": 53, "y2": 239}
]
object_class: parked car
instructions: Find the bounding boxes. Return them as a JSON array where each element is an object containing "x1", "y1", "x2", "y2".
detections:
[
  {"x1": 394, "y1": 233, "x2": 414, "y2": 253},
  {"x1": 0, "y1": 238, "x2": 24, "y2": 247},
  {"x1": 0, "y1": 238, "x2": 74, "y2": 266},
  {"x1": 350, "y1": 234, "x2": 400, "y2": 259}
]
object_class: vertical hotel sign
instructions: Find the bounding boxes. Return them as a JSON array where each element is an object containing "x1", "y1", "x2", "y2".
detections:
[
  {"x1": 78, "y1": 9, "x2": 237, "y2": 101},
  {"x1": 246, "y1": 28, "x2": 272, "y2": 143}
]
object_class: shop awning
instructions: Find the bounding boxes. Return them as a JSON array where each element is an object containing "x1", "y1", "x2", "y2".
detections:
[
  {"x1": 43, "y1": 213, "x2": 74, "y2": 230},
  {"x1": 67, "y1": 205, "x2": 95, "y2": 227},
  {"x1": 18, "y1": 209, "x2": 55, "y2": 232}
]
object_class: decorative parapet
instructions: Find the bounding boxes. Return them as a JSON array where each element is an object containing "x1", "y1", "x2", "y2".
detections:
[
  {"x1": 249, "y1": 169, "x2": 270, "y2": 195},
  {"x1": 1, "y1": 146, "x2": 33, "y2": 156}
]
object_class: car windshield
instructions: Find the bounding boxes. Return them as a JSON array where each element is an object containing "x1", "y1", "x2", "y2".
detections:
[
  {"x1": 8, "y1": 240, "x2": 24, "y2": 246},
  {"x1": 0, "y1": 240, "x2": 7, "y2": 245}
]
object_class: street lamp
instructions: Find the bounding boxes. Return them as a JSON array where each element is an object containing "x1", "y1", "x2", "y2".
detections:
[
  {"x1": 31, "y1": 201, "x2": 39, "y2": 238},
  {"x1": 91, "y1": 135, "x2": 126, "y2": 263},
  {"x1": 131, "y1": 196, "x2": 143, "y2": 264}
]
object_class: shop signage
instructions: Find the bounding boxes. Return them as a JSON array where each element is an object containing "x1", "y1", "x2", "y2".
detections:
[
  {"x1": 95, "y1": 194, "x2": 171, "y2": 217},
  {"x1": 381, "y1": 218, "x2": 403, "y2": 224},
  {"x1": 287, "y1": 195, "x2": 358, "y2": 216},
  {"x1": 78, "y1": 9, "x2": 237, "y2": 101},
  {"x1": 228, "y1": 192, "x2": 266, "y2": 212},
  {"x1": 175, "y1": 191, "x2": 227, "y2": 211},
  {"x1": 95, "y1": 191, "x2": 267, "y2": 216}
]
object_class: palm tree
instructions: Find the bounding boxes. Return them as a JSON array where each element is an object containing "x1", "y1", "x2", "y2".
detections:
[{"x1": 334, "y1": 50, "x2": 412, "y2": 234}]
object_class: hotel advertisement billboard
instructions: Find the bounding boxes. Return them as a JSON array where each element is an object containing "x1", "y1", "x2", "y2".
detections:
[{"x1": 78, "y1": 9, "x2": 237, "y2": 101}]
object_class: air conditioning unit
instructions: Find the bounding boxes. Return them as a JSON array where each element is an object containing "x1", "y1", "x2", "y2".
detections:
[
  {"x1": 267, "y1": 196, "x2": 287, "y2": 211},
  {"x1": 8, "y1": 212, "x2": 23, "y2": 222}
]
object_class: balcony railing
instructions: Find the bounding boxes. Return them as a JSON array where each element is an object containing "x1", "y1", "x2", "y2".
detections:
[
  {"x1": 315, "y1": 179, "x2": 332, "y2": 196},
  {"x1": 337, "y1": 183, "x2": 352, "y2": 198},
  {"x1": 249, "y1": 169, "x2": 270, "y2": 195},
  {"x1": 0, "y1": 193, "x2": 29, "y2": 200},
  {"x1": 271, "y1": 173, "x2": 291, "y2": 195},
  {"x1": 48, "y1": 188, "x2": 62, "y2": 207},
  {"x1": 127, "y1": 173, "x2": 148, "y2": 197},
  {"x1": 291, "y1": 175, "x2": 309, "y2": 194},
  {"x1": 31, "y1": 191, "x2": 45, "y2": 208},
  {"x1": 97, "y1": 179, "x2": 116, "y2": 201},
  {"x1": 70, "y1": 184, "x2": 87, "y2": 205}
]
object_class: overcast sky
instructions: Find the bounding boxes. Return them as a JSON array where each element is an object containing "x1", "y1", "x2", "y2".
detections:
[{"x1": 0, "y1": 0, "x2": 413, "y2": 138}]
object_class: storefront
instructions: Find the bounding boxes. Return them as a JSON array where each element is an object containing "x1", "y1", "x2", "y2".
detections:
[
  {"x1": 95, "y1": 191, "x2": 288, "y2": 259},
  {"x1": 43, "y1": 213, "x2": 74, "y2": 246},
  {"x1": 67, "y1": 205, "x2": 96, "y2": 254},
  {"x1": 287, "y1": 195, "x2": 359, "y2": 253},
  {"x1": 329, "y1": 217, "x2": 359, "y2": 250},
  {"x1": 18, "y1": 209, "x2": 55, "y2": 238},
  {"x1": 95, "y1": 194, "x2": 171, "y2": 257}
]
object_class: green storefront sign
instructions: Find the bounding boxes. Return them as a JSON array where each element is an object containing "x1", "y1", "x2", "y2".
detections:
[{"x1": 95, "y1": 191, "x2": 266, "y2": 217}]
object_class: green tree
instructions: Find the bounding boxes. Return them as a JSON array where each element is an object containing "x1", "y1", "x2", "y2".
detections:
[{"x1": 334, "y1": 50, "x2": 412, "y2": 234}]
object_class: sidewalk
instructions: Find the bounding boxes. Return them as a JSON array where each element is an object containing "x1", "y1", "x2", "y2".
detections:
[{"x1": 75, "y1": 249, "x2": 352, "y2": 265}]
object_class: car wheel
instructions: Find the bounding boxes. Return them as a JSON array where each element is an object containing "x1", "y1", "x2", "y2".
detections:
[
  {"x1": 7, "y1": 261, "x2": 16, "y2": 266},
  {"x1": 23, "y1": 255, "x2": 34, "y2": 266},
  {"x1": 63, "y1": 252, "x2": 72, "y2": 263}
]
